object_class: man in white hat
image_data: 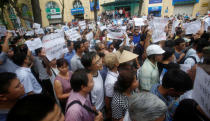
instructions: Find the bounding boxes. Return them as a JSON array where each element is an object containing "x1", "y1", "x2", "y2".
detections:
[{"x1": 138, "y1": 44, "x2": 165, "y2": 91}]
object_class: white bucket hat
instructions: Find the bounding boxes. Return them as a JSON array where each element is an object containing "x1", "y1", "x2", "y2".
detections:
[{"x1": 146, "y1": 44, "x2": 165, "y2": 56}]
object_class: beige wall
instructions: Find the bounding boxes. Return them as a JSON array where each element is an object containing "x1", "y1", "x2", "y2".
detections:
[{"x1": 141, "y1": 0, "x2": 209, "y2": 17}]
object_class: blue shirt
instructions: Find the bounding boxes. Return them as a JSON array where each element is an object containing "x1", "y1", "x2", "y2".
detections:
[
  {"x1": 0, "y1": 110, "x2": 9, "y2": 121},
  {"x1": 0, "y1": 52, "x2": 19, "y2": 73},
  {"x1": 133, "y1": 34, "x2": 140, "y2": 45},
  {"x1": 64, "y1": 50, "x2": 75, "y2": 70},
  {"x1": 150, "y1": 84, "x2": 175, "y2": 121}
]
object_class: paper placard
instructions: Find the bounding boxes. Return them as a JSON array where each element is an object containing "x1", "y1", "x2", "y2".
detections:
[
  {"x1": 149, "y1": 18, "x2": 168, "y2": 43},
  {"x1": 79, "y1": 21, "x2": 86, "y2": 30},
  {"x1": 42, "y1": 32, "x2": 67, "y2": 61},
  {"x1": 35, "y1": 28, "x2": 45, "y2": 35},
  {"x1": 33, "y1": 23, "x2": 41, "y2": 29},
  {"x1": 192, "y1": 66, "x2": 210, "y2": 119},
  {"x1": 172, "y1": 20, "x2": 180, "y2": 34},
  {"x1": 0, "y1": 26, "x2": 7, "y2": 37},
  {"x1": 180, "y1": 64, "x2": 191, "y2": 72},
  {"x1": 62, "y1": 26, "x2": 69, "y2": 31},
  {"x1": 65, "y1": 29, "x2": 81, "y2": 41},
  {"x1": 100, "y1": 26, "x2": 106, "y2": 31},
  {"x1": 183, "y1": 21, "x2": 201, "y2": 35},
  {"x1": 134, "y1": 18, "x2": 145, "y2": 26},
  {"x1": 86, "y1": 32, "x2": 93, "y2": 41},
  {"x1": 107, "y1": 26, "x2": 124, "y2": 40},
  {"x1": 25, "y1": 30, "x2": 34, "y2": 36},
  {"x1": 25, "y1": 38, "x2": 43, "y2": 51}
]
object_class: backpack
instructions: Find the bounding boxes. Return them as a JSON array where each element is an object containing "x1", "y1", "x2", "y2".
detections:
[
  {"x1": 178, "y1": 56, "x2": 197, "y2": 64},
  {"x1": 65, "y1": 100, "x2": 98, "y2": 115}
]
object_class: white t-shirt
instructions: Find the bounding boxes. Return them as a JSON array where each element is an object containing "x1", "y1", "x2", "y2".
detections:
[
  {"x1": 91, "y1": 71, "x2": 105, "y2": 110},
  {"x1": 105, "y1": 71, "x2": 119, "y2": 97}
]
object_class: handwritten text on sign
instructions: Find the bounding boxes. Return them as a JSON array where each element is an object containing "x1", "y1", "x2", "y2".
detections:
[
  {"x1": 192, "y1": 66, "x2": 210, "y2": 119},
  {"x1": 42, "y1": 32, "x2": 67, "y2": 61}
]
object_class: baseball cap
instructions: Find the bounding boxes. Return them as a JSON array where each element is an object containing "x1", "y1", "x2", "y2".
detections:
[{"x1": 146, "y1": 44, "x2": 165, "y2": 56}]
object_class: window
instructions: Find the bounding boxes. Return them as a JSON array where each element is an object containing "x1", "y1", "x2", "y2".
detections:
[
  {"x1": 45, "y1": 1, "x2": 59, "y2": 9},
  {"x1": 73, "y1": 0, "x2": 83, "y2": 8}
]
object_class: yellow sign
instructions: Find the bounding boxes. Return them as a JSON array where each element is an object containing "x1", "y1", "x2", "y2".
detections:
[{"x1": 202, "y1": 3, "x2": 208, "y2": 7}]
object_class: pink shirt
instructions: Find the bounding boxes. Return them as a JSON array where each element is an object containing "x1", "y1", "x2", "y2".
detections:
[{"x1": 65, "y1": 91, "x2": 95, "y2": 121}]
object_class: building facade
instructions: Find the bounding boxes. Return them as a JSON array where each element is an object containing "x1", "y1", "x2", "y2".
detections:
[{"x1": 141, "y1": 0, "x2": 210, "y2": 17}]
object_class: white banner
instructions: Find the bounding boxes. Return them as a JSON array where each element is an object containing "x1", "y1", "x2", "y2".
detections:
[
  {"x1": 183, "y1": 20, "x2": 201, "y2": 35},
  {"x1": 65, "y1": 29, "x2": 81, "y2": 41},
  {"x1": 42, "y1": 32, "x2": 68, "y2": 61},
  {"x1": 149, "y1": 18, "x2": 168, "y2": 43},
  {"x1": 79, "y1": 21, "x2": 86, "y2": 30},
  {"x1": 192, "y1": 67, "x2": 210, "y2": 119},
  {"x1": 35, "y1": 28, "x2": 45, "y2": 35},
  {"x1": 25, "y1": 38, "x2": 43, "y2": 51},
  {"x1": 33, "y1": 23, "x2": 41, "y2": 29},
  {"x1": 86, "y1": 32, "x2": 93, "y2": 41},
  {"x1": 25, "y1": 30, "x2": 34, "y2": 36},
  {"x1": 107, "y1": 26, "x2": 124, "y2": 40},
  {"x1": 134, "y1": 18, "x2": 145, "y2": 26}
]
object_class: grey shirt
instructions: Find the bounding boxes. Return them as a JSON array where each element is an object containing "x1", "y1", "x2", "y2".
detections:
[
  {"x1": 70, "y1": 54, "x2": 84, "y2": 72},
  {"x1": 0, "y1": 52, "x2": 19, "y2": 73},
  {"x1": 33, "y1": 56, "x2": 50, "y2": 80}
]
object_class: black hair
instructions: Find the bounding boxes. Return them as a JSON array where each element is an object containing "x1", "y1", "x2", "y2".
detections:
[
  {"x1": 67, "y1": 41, "x2": 73, "y2": 47},
  {"x1": 81, "y1": 52, "x2": 97, "y2": 69},
  {"x1": 56, "y1": 58, "x2": 69, "y2": 68},
  {"x1": 165, "y1": 40, "x2": 175, "y2": 48},
  {"x1": 162, "y1": 47, "x2": 175, "y2": 61},
  {"x1": 196, "y1": 38, "x2": 209, "y2": 53},
  {"x1": 74, "y1": 41, "x2": 83, "y2": 51},
  {"x1": 173, "y1": 99, "x2": 210, "y2": 121},
  {"x1": 176, "y1": 27, "x2": 183, "y2": 36},
  {"x1": 174, "y1": 38, "x2": 185, "y2": 46},
  {"x1": 6, "y1": 94, "x2": 56, "y2": 121},
  {"x1": 12, "y1": 52, "x2": 27, "y2": 66},
  {"x1": 70, "y1": 69, "x2": 89, "y2": 92},
  {"x1": 114, "y1": 70, "x2": 136, "y2": 93},
  {"x1": 98, "y1": 52, "x2": 105, "y2": 58},
  {"x1": 0, "y1": 72, "x2": 17, "y2": 94},
  {"x1": 162, "y1": 69, "x2": 193, "y2": 92},
  {"x1": 35, "y1": 47, "x2": 42, "y2": 56}
]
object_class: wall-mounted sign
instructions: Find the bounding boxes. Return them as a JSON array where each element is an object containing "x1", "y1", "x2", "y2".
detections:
[
  {"x1": 71, "y1": 7, "x2": 84, "y2": 15},
  {"x1": 172, "y1": 0, "x2": 199, "y2": 5},
  {"x1": 90, "y1": 0, "x2": 100, "y2": 11},
  {"x1": 149, "y1": 0, "x2": 162, "y2": 4},
  {"x1": 46, "y1": 8, "x2": 61, "y2": 15}
]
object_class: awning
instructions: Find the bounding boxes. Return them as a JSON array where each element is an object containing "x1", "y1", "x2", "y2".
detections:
[
  {"x1": 101, "y1": 0, "x2": 140, "y2": 7},
  {"x1": 172, "y1": 0, "x2": 199, "y2": 5}
]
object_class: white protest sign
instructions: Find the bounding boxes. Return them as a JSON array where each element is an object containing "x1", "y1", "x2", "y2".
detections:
[
  {"x1": 62, "y1": 26, "x2": 69, "y2": 31},
  {"x1": 42, "y1": 32, "x2": 67, "y2": 61},
  {"x1": 134, "y1": 18, "x2": 145, "y2": 26},
  {"x1": 179, "y1": 64, "x2": 191, "y2": 72},
  {"x1": 192, "y1": 66, "x2": 210, "y2": 119},
  {"x1": 65, "y1": 29, "x2": 81, "y2": 41},
  {"x1": 79, "y1": 21, "x2": 86, "y2": 30},
  {"x1": 149, "y1": 18, "x2": 168, "y2": 43},
  {"x1": 25, "y1": 38, "x2": 43, "y2": 51},
  {"x1": 25, "y1": 30, "x2": 34, "y2": 36},
  {"x1": 204, "y1": 17, "x2": 210, "y2": 26},
  {"x1": 0, "y1": 26, "x2": 7, "y2": 37},
  {"x1": 86, "y1": 32, "x2": 93, "y2": 41},
  {"x1": 107, "y1": 26, "x2": 124, "y2": 40},
  {"x1": 100, "y1": 26, "x2": 107, "y2": 31},
  {"x1": 35, "y1": 28, "x2": 45, "y2": 35},
  {"x1": 172, "y1": 20, "x2": 180, "y2": 34},
  {"x1": 33, "y1": 23, "x2": 41, "y2": 29},
  {"x1": 183, "y1": 20, "x2": 201, "y2": 35}
]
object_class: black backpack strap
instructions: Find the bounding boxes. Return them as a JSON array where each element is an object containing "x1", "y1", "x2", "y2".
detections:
[
  {"x1": 187, "y1": 56, "x2": 197, "y2": 64},
  {"x1": 65, "y1": 100, "x2": 98, "y2": 115},
  {"x1": 65, "y1": 100, "x2": 82, "y2": 114}
]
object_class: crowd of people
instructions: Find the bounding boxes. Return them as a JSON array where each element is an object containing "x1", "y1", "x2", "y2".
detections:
[{"x1": 0, "y1": 13, "x2": 210, "y2": 121}]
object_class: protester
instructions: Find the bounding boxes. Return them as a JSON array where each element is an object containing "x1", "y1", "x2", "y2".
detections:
[
  {"x1": 174, "y1": 38, "x2": 186, "y2": 62},
  {"x1": 111, "y1": 70, "x2": 139, "y2": 121},
  {"x1": 0, "y1": 72, "x2": 25, "y2": 121},
  {"x1": 65, "y1": 69, "x2": 103, "y2": 121},
  {"x1": 6, "y1": 94, "x2": 64, "y2": 121},
  {"x1": 33, "y1": 47, "x2": 55, "y2": 97},
  {"x1": 81, "y1": 52, "x2": 105, "y2": 112},
  {"x1": 150, "y1": 69, "x2": 193, "y2": 121},
  {"x1": 54, "y1": 58, "x2": 72, "y2": 112},
  {"x1": 138, "y1": 44, "x2": 165, "y2": 91},
  {"x1": 70, "y1": 41, "x2": 85, "y2": 71},
  {"x1": 64, "y1": 41, "x2": 75, "y2": 70},
  {"x1": 13, "y1": 52, "x2": 42, "y2": 95},
  {"x1": 127, "y1": 92, "x2": 167, "y2": 121}
]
